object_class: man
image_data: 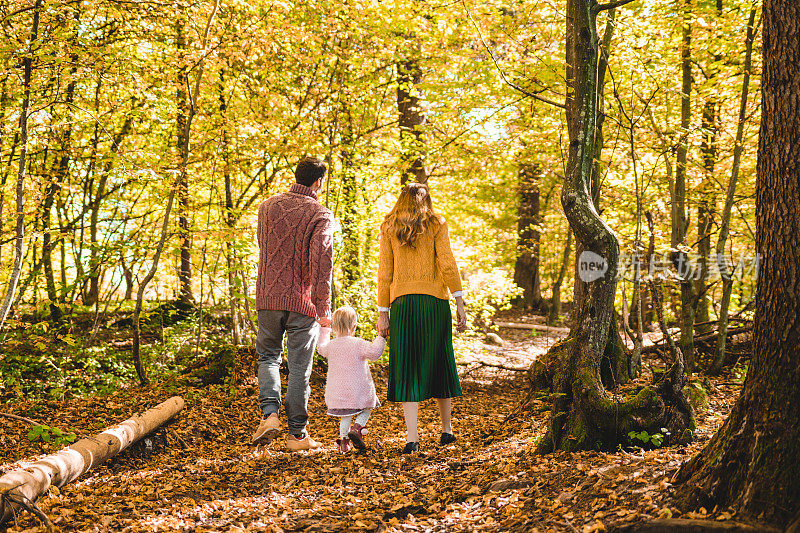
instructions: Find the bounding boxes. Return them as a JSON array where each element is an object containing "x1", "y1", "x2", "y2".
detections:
[{"x1": 251, "y1": 156, "x2": 334, "y2": 451}]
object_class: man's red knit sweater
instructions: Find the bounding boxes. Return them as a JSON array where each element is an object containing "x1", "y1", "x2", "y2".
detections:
[{"x1": 256, "y1": 183, "x2": 334, "y2": 319}]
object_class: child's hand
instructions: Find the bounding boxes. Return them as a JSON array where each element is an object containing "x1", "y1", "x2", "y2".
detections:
[{"x1": 377, "y1": 311, "x2": 390, "y2": 338}]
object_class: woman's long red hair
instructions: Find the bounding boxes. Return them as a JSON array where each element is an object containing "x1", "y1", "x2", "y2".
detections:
[{"x1": 384, "y1": 183, "x2": 439, "y2": 247}]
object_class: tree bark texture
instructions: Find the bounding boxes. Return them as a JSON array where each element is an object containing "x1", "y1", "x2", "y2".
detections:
[{"x1": 674, "y1": 0, "x2": 800, "y2": 524}]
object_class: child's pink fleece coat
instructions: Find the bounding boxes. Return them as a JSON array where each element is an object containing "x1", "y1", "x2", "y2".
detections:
[{"x1": 317, "y1": 327, "x2": 385, "y2": 412}]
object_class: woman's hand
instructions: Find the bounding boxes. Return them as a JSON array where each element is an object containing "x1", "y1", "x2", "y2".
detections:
[
  {"x1": 455, "y1": 296, "x2": 467, "y2": 333},
  {"x1": 377, "y1": 311, "x2": 390, "y2": 338}
]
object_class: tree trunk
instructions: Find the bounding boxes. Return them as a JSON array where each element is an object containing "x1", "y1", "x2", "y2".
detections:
[
  {"x1": 674, "y1": 2, "x2": 800, "y2": 524},
  {"x1": 547, "y1": 231, "x2": 572, "y2": 327},
  {"x1": 78, "y1": 73, "x2": 103, "y2": 306},
  {"x1": 0, "y1": 0, "x2": 41, "y2": 331},
  {"x1": 530, "y1": 0, "x2": 693, "y2": 453},
  {"x1": 339, "y1": 105, "x2": 361, "y2": 292},
  {"x1": 629, "y1": 211, "x2": 655, "y2": 332},
  {"x1": 710, "y1": 4, "x2": 757, "y2": 375},
  {"x1": 176, "y1": 7, "x2": 194, "y2": 306},
  {"x1": 513, "y1": 163, "x2": 543, "y2": 310},
  {"x1": 85, "y1": 114, "x2": 135, "y2": 306},
  {"x1": 571, "y1": 8, "x2": 614, "y2": 319},
  {"x1": 132, "y1": 0, "x2": 218, "y2": 382},
  {"x1": 397, "y1": 54, "x2": 427, "y2": 184},
  {"x1": 673, "y1": 0, "x2": 697, "y2": 373},
  {"x1": 695, "y1": 0, "x2": 722, "y2": 335},
  {"x1": 0, "y1": 72, "x2": 13, "y2": 274},
  {"x1": 0, "y1": 397, "x2": 184, "y2": 528},
  {"x1": 219, "y1": 68, "x2": 242, "y2": 346},
  {"x1": 42, "y1": 25, "x2": 79, "y2": 323},
  {"x1": 121, "y1": 255, "x2": 134, "y2": 301},
  {"x1": 133, "y1": 175, "x2": 181, "y2": 386}
]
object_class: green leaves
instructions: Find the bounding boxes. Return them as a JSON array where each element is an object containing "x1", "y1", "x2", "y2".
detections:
[
  {"x1": 27, "y1": 424, "x2": 77, "y2": 447},
  {"x1": 627, "y1": 429, "x2": 665, "y2": 448}
]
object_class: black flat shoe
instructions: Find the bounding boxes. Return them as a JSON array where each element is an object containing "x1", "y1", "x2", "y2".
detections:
[
  {"x1": 401, "y1": 442, "x2": 419, "y2": 454},
  {"x1": 440, "y1": 432, "x2": 457, "y2": 445}
]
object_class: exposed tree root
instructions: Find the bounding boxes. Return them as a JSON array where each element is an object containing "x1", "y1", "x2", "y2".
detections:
[{"x1": 527, "y1": 280, "x2": 694, "y2": 453}]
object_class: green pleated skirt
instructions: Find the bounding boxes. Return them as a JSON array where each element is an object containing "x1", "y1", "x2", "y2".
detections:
[{"x1": 387, "y1": 294, "x2": 463, "y2": 402}]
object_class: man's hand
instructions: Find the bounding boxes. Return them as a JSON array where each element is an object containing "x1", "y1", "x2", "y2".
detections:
[
  {"x1": 377, "y1": 311, "x2": 390, "y2": 338},
  {"x1": 455, "y1": 296, "x2": 467, "y2": 333},
  {"x1": 317, "y1": 316, "x2": 332, "y2": 327}
]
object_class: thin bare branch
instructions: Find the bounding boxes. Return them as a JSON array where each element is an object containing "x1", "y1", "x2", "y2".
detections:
[{"x1": 462, "y1": 0, "x2": 566, "y2": 109}]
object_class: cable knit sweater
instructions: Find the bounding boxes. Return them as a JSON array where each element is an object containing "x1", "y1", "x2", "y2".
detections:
[
  {"x1": 377, "y1": 216, "x2": 463, "y2": 309},
  {"x1": 256, "y1": 183, "x2": 334, "y2": 318},
  {"x1": 317, "y1": 327, "x2": 385, "y2": 412}
]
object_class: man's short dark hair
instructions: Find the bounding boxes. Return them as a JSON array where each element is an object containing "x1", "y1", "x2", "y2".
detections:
[{"x1": 295, "y1": 156, "x2": 327, "y2": 187}]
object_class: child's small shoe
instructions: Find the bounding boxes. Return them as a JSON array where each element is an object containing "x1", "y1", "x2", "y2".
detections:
[
  {"x1": 335, "y1": 437, "x2": 351, "y2": 453},
  {"x1": 347, "y1": 423, "x2": 368, "y2": 450},
  {"x1": 440, "y1": 432, "x2": 457, "y2": 445},
  {"x1": 401, "y1": 442, "x2": 419, "y2": 454}
]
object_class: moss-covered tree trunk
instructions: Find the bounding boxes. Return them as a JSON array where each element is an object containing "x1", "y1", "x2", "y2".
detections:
[
  {"x1": 674, "y1": 1, "x2": 800, "y2": 525},
  {"x1": 529, "y1": 0, "x2": 694, "y2": 453}
]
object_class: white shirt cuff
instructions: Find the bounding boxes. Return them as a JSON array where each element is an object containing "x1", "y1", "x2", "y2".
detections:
[
  {"x1": 377, "y1": 306, "x2": 390, "y2": 312},
  {"x1": 451, "y1": 290, "x2": 463, "y2": 298}
]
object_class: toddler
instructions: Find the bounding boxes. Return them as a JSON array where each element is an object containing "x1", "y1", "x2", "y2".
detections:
[{"x1": 317, "y1": 306, "x2": 386, "y2": 452}]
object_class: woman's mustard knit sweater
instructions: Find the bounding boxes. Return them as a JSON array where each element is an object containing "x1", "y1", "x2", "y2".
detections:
[{"x1": 377, "y1": 216, "x2": 463, "y2": 308}]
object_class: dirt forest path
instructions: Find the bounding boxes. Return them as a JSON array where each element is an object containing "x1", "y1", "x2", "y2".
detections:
[{"x1": 1, "y1": 324, "x2": 742, "y2": 532}]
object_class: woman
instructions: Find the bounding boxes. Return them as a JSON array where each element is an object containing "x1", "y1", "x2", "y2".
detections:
[{"x1": 377, "y1": 182, "x2": 467, "y2": 454}]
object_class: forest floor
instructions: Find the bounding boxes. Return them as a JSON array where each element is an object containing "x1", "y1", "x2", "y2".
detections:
[{"x1": 0, "y1": 314, "x2": 748, "y2": 533}]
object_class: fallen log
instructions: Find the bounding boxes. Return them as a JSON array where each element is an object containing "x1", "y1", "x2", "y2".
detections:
[
  {"x1": 457, "y1": 361, "x2": 528, "y2": 372},
  {"x1": 0, "y1": 396, "x2": 184, "y2": 529},
  {"x1": 642, "y1": 324, "x2": 753, "y2": 355},
  {"x1": 611, "y1": 518, "x2": 780, "y2": 532},
  {"x1": 494, "y1": 321, "x2": 571, "y2": 334}
]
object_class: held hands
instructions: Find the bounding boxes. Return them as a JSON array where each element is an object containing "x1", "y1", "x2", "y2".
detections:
[
  {"x1": 455, "y1": 296, "x2": 467, "y2": 333},
  {"x1": 317, "y1": 315, "x2": 332, "y2": 327},
  {"x1": 377, "y1": 311, "x2": 390, "y2": 338}
]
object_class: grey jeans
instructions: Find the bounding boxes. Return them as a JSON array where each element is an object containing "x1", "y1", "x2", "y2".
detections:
[{"x1": 256, "y1": 309, "x2": 320, "y2": 434}]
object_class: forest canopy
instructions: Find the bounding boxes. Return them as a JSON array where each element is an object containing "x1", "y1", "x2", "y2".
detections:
[{"x1": 0, "y1": 0, "x2": 759, "y2": 344}]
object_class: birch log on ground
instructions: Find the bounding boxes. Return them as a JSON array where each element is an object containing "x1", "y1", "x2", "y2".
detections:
[{"x1": 0, "y1": 396, "x2": 184, "y2": 527}]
